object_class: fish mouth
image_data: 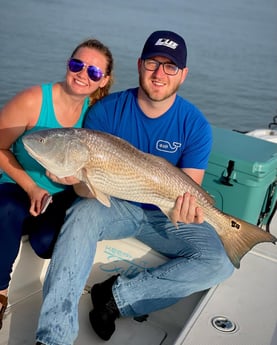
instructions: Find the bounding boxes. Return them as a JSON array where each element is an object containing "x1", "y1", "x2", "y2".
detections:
[
  {"x1": 23, "y1": 142, "x2": 42, "y2": 162},
  {"x1": 23, "y1": 141, "x2": 51, "y2": 172}
]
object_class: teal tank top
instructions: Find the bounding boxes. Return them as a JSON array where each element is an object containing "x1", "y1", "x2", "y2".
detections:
[{"x1": 0, "y1": 83, "x2": 89, "y2": 194}]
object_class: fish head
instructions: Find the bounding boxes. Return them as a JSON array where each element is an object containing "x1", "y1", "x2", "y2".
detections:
[{"x1": 22, "y1": 128, "x2": 90, "y2": 177}]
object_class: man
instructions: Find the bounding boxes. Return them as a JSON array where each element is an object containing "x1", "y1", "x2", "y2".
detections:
[{"x1": 35, "y1": 30, "x2": 234, "y2": 345}]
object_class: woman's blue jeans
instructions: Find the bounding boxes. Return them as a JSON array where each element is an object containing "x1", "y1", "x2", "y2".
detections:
[
  {"x1": 36, "y1": 197, "x2": 234, "y2": 345},
  {"x1": 0, "y1": 183, "x2": 77, "y2": 290}
]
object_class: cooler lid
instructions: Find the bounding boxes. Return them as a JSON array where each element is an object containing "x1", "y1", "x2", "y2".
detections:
[{"x1": 210, "y1": 126, "x2": 277, "y2": 176}]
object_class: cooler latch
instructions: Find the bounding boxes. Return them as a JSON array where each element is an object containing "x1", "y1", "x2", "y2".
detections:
[{"x1": 220, "y1": 160, "x2": 235, "y2": 186}]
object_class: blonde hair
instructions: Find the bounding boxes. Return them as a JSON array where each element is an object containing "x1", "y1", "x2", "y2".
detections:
[{"x1": 70, "y1": 38, "x2": 114, "y2": 106}]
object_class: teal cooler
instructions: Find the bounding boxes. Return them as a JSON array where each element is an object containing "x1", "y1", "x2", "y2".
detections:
[{"x1": 202, "y1": 126, "x2": 277, "y2": 226}]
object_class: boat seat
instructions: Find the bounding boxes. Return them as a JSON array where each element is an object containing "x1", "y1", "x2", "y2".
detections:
[{"x1": 9, "y1": 236, "x2": 168, "y2": 307}]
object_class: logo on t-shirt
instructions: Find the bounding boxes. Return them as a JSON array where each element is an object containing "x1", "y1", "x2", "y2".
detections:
[{"x1": 156, "y1": 140, "x2": 181, "y2": 153}]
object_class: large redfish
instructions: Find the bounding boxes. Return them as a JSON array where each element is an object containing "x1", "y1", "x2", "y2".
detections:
[{"x1": 22, "y1": 128, "x2": 276, "y2": 268}]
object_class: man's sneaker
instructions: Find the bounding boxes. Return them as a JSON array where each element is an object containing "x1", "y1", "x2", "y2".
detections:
[{"x1": 89, "y1": 275, "x2": 120, "y2": 341}]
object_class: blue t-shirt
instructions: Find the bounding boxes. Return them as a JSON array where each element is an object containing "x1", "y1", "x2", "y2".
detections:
[{"x1": 84, "y1": 88, "x2": 212, "y2": 209}]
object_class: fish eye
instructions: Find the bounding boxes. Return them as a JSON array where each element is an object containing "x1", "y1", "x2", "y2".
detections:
[{"x1": 39, "y1": 138, "x2": 45, "y2": 143}]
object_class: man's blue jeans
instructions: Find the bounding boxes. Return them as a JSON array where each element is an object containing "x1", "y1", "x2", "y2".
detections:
[{"x1": 36, "y1": 197, "x2": 234, "y2": 345}]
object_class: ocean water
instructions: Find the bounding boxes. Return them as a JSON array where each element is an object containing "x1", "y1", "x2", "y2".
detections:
[{"x1": 0, "y1": 0, "x2": 276, "y2": 131}]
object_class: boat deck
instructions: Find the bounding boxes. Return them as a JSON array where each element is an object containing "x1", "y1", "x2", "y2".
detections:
[
  {"x1": 175, "y1": 212, "x2": 277, "y2": 345},
  {"x1": 1, "y1": 237, "x2": 206, "y2": 345}
]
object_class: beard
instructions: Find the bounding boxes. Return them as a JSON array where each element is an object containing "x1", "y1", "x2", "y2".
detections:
[{"x1": 139, "y1": 74, "x2": 180, "y2": 102}]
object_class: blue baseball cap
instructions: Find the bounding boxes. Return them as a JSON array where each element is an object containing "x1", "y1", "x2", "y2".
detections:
[{"x1": 141, "y1": 30, "x2": 187, "y2": 69}]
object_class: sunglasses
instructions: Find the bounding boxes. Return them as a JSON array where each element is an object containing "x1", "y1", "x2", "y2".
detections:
[{"x1": 68, "y1": 58, "x2": 105, "y2": 82}]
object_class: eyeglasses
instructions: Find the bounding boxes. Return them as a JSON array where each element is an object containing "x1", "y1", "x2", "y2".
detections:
[
  {"x1": 68, "y1": 58, "x2": 105, "y2": 82},
  {"x1": 143, "y1": 59, "x2": 179, "y2": 76}
]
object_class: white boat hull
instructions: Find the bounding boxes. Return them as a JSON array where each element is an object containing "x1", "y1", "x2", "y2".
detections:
[{"x1": 246, "y1": 128, "x2": 277, "y2": 143}]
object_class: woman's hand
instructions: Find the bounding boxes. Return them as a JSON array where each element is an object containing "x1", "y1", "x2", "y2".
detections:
[
  {"x1": 28, "y1": 185, "x2": 51, "y2": 216},
  {"x1": 46, "y1": 171, "x2": 80, "y2": 185},
  {"x1": 172, "y1": 192, "x2": 204, "y2": 224}
]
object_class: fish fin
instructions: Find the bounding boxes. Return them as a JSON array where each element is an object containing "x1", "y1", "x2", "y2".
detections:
[
  {"x1": 219, "y1": 214, "x2": 277, "y2": 269},
  {"x1": 82, "y1": 169, "x2": 111, "y2": 207},
  {"x1": 73, "y1": 182, "x2": 96, "y2": 198},
  {"x1": 160, "y1": 207, "x2": 179, "y2": 228},
  {"x1": 93, "y1": 188, "x2": 111, "y2": 207}
]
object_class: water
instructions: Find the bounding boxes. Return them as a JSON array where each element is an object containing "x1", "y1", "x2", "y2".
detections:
[{"x1": 1, "y1": 0, "x2": 276, "y2": 131}]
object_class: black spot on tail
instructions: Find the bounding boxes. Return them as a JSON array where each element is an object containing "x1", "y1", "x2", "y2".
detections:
[{"x1": 231, "y1": 219, "x2": 241, "y2": 229}]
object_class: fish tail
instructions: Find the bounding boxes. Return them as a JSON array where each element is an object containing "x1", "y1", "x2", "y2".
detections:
[{"x1": 219, "y1": 215, "x2": 276, "y2": 269}]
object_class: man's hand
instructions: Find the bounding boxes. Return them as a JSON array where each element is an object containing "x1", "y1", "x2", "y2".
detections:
[
  {"x1": 172, "y1": 192, "x2": 204, "y2": 224},
  {"x1": 46, "y1": 171, "x2": 80, "y2": 185}
]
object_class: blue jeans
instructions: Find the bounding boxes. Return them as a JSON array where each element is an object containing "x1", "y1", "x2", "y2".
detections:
[
  {"x1": 0, "y1": 183, "x2": 77, "y2": 290},
  {"x1": 36, "y1": 197, "x2": 234, "y2": 345}
]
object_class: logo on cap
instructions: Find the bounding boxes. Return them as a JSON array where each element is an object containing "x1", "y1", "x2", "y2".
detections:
[{"x1": 155, "y1": 38, "x2": 178, "y2": 50}]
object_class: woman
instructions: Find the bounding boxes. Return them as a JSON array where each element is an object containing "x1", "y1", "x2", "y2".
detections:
[{"x1": 0, "y1": 38, "x2": 114, "y2": 329}]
